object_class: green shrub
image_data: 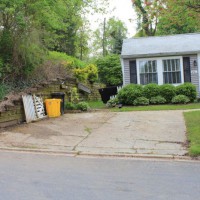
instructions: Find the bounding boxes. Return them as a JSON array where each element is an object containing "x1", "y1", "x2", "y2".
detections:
[
  {"x1": 70, "y1": 87, "x2": 79, "y2": 103},
  {"x1": 176, "y1": 83, "x2": 197, "y2": 102},
  {"x1": 73, "y1": 68, "x2": 87, "y2": 82},
  {"x1": 133, "y1": 97, "x2": 149, "y2": 106},
  {"x1": 160, "y1": 84, "x2": 176, "y2": 103},
  {"x1": 73, "y1": 64, "x2": 98, "y2": 83},
  {"x1": 85, "y1": 64, "x2": 98, "y2": 83},
  {"x1": 106, "y1": 97, "x2": 119, "y2": 107},
  {"x1": 143, "y1": 83, "x2": 160, "y2": 99},
  {"x1": 65, "y1": 102, "x2": 77, "y2": 110},
  {"x1": 171, "y1": 95, "x2": 190, "y2": 104},
  {"x1": 76, "y1": 102, "x2": 90, "y2": 111},
  {"x1": 48, "y1": 51, "x2": 86, "y2": 68},
  {"x1": 150, "y1": 96, "x2": 166, "y2": 104},
  {"x1": 117, "y1": 84, "x2": 143, "y2": 105}
]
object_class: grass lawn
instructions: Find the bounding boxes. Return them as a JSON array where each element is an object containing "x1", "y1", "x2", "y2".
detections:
[
  {"x1": 87, "y1": 100, "x2": 200, "y2": 112},
  {"x1": 87, "y1": 100, "x2": 106, "y2": 109},
  {"x1": 184, "y1": 111, "x2": 200, "y2": 157},
  {"x1": 111, "y1": 103, "x2": 200, "y2": 112}
]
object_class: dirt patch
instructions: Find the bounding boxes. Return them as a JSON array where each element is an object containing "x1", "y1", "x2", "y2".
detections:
[{"x1": 10, "y1": 122, "x2": 62, "y2": 139}]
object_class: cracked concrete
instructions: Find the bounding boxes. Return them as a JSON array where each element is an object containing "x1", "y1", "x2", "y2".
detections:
[{"x1": 0, "y1": 110, "x2": 188, "y2": 157}]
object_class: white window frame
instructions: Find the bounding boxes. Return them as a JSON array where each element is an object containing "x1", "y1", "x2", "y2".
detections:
[
  {"x1": 138, "y1": 59, "x2": 158, "y2": 85},
  {"x1": 136, "y1": 56, "x2": 184, "y2": 86}
]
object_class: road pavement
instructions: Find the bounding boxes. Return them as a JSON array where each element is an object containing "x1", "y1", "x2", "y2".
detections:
[{"x1": 0, "y1": 151, "x2": 200, "y2": 200}]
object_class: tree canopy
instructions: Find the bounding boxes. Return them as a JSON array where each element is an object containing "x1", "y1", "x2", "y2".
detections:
[
  {"x1": 132, "y1": 0, "x2": 200, "y2": 37},
  {"x1": 93, "y1": 17, "x2": 128, "y2": 56},
  {"x1": 132, "y1": 0, "x2": 163, "y2": 36},
  {"x1": 95, "y1": 54, "x2": 122, "y2": 86},
  {"x1": 0, "y1": 0, "x2": 109, "y2": 82},
  {"x1": 157, "y1": 0, "x2": 200, "y2": 35}
]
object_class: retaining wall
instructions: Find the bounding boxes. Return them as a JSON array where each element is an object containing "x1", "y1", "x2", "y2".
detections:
[{"x1": 0, "y1": 78, "x2": 101, "y2": 128}]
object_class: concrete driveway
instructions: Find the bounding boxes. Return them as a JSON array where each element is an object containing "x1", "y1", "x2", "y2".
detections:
[{"x1": 0, "y1": 110, "x2": 188, "y2": 157}]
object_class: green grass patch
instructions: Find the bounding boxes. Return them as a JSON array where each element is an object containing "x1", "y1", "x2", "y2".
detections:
[
  {"x1": 111, "y1": 103, "x2": 200, "y2": 112},
  {"x1": 87, "y1": 100, "x2": 106, "y2": 109},
  {"x1": 184, "y1": 111, "x2": 200, "y2": 157},
  {"x1": 48, "y1": 51, "x2": 86, "y2": 68}
]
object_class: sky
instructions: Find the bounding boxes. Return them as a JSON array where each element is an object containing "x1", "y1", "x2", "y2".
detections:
[
  {"x1": 88, "y1": 0, "x2": 137, "y2": 38},
  {"x1": 109, "y1": 0, "x2": 137, "y2": 37}
]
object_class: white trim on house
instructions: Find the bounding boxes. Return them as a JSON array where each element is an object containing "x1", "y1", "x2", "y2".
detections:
[
  {"x1": 198, "y1": 53, "x2": 200, "y2": 91},
  {"x1": 136, "y1": 56, "x2": 184, "y2": 86},
  {"x1": 120, "y1": 58, "x2": 125, "y2": 85}
]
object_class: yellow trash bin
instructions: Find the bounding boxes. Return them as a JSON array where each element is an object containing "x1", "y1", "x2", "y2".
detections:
[{"x1": 45, "y1": 99, "x2": 61, "y2": 117}]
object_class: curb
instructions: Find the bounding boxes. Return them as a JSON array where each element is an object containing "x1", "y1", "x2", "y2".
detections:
[
  {"x1": 77, "y1": 152, "x2": 199, "y2": 162},
  {"x1": 0, "y1": 147, "x2": 199, "y2": 162},
  {"x1": 0, "y1": 147, "x2": 77, "y2": 156}
]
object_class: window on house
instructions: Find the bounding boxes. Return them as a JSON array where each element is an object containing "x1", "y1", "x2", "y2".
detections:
[
  {"x1": 163, "y1": 59, "x2": 181, "y2": 84},
  {"x1": 139, "y1": 60, "x2": 158, "y2": 85}
]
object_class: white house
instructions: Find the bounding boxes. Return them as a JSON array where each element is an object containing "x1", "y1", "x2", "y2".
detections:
[{"x1": 121, "y1": 33, "x2": 200, "y2": 96}]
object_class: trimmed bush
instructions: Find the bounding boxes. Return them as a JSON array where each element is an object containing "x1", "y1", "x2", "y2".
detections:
[
  {"x1": 150, "y1": 96, "x2": 166, "y2": 105},
  {"x1": 65, "y1": 102, "x2": 77, "y2": 110},
  {"x1": 171, "y1": 95, "x2": 190, "y2": 104},
  {"x1": 143, "y1": 83, "x2": 160, "y2": 99},
  {"x1": 117, "y1": 84, "x2": 143, "y2": 105},
  {"x1": 160, "y1": 84, "x2": 176, "y2": 103},
  {"x1": 106, "y1": 97, "x2": 119, "y2": 107},
  {"x1": 76, "y1": 102, "x2": 90, "y2": 111},
  {"x1": 133, "y1": 97, "x2": 149, "y2": 106},
  {"x1": 176, "y1": 83, "x2": 197, "y2": 102}
]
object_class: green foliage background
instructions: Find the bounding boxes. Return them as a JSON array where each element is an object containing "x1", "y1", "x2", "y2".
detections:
[
  {"x1": 95, "y1": 54, "x2": 122, "y2": 86},
  {"x1": 132, "y1": 0, "x2": 200, "y2": 37}
]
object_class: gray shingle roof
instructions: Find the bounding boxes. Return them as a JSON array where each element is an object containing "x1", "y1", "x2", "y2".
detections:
[{"x1": 121, "y1": 33, "x2": 200, "y2": 58}]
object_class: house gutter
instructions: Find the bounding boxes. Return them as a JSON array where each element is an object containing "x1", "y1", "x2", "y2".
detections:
[{"x1": 121, "y1": 51, "x2": 200, "y2": 59}]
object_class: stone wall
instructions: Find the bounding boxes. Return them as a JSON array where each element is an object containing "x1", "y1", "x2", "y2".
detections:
[
  {"x1": 79, "y1": 82, "x2": 104, "y2": 101},
  {"x1": 0, "y1": 78, "x2": 102, "y2": 129}
]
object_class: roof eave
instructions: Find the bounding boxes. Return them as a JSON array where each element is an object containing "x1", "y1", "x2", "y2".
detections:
[{"x1": 121, "y1": 51, "x2": 200, "y2": 59}]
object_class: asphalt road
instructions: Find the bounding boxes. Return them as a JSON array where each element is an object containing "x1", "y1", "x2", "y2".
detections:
[{"x1": 0, "y1": 152, "x2": 200, "y2": 200}]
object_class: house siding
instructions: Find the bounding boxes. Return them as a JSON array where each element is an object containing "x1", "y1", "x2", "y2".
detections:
[
  {"x1": 123, "y1": 59, "x2": 131, "y2": 85},
  {"x1": 122, "y1": 55, "x2": 200, "y2": 97},
  {"x1": 197, "y1": 53, "x2": 200, "y2": 97},
  {"x1": 188, "y1": 55, "x2": 199, "y2": 96}
]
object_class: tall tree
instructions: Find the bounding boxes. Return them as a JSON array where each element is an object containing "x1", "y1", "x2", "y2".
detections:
[
  {"x1": 132, "y1": 0, "x2": 200, "y2": 37},
  {"x1": 52, "y1": 0, "x2": 83, "y2": 56},
  {"x1": 95, "y1": 54, "x2": 122, "y2": 86},
  {"x1": 157, "y1": 0, "x2": 200, "y2": 35},
  {"x1": 0, "y1": 0, "x2": 109, "y2": 82},
  {"x1": 93, "y1": 17, "x2": 127, "y2": 56},
  {"x1": 75, "y1": 19, "x2": 91, "y2": 60},
  {"x1": 132, "y1": 0, "x2": 163, "y2": 36},
  {"x1": 0, "y1": 0, "x2": 46, "y2": 80}
]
